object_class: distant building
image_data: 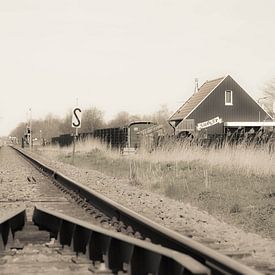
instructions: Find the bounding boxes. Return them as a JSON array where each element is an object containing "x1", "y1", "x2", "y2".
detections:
[{"x1": 169, "y1": 75, "x2": 274, "y2": 137}]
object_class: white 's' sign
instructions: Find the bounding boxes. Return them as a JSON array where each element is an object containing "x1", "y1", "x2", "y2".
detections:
[
  {"x1": 197, "y1": 116, "x2": 223, "y2": 131},
  {"x1": 72, "y1": 107, "x2": 82, "y2": 128}
]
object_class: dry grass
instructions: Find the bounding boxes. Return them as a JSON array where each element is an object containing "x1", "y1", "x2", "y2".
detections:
[
  {"x1": 41, "y1": 138, "x2": 275, "y2": 176},
  {"x1": 38, "y1": 138, "x2": 121, "y2": 160},
  {"x1": 135, "y1": 141, "x2": 275, "y2": 177},
  {"x1": 36, "y1": 138, "x2": 275, "y2": 238}
]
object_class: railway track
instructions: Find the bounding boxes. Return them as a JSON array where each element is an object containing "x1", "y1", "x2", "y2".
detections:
[
  {"x1": 0, "y1": 146, "x2": 118, "y2": 274},
  {"x1": 0, "y1": 146, "x2": 264, "y2": 274}
]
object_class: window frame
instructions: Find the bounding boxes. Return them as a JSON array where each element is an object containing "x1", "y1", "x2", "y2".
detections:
[{"x1": 225, "y1": 90, "x2": 233, "y2": 106}]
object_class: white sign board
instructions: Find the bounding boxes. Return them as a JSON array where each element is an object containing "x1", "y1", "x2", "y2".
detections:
[
  {"x1": 72, "y1": 107, "x2": 82, "y2": 128},
  {"x1": 197, "y1": 116, "x2": 222, "y2": 131}
]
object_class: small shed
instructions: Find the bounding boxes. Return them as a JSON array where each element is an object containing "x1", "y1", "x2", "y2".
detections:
[{"x1": 169, "y1": 75, "x2": 274, "y2": 137}]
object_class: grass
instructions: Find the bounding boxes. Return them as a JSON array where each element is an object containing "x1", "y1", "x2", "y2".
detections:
[{"x1": 37, "y1": 138, "x2": 275, "y2": 238}]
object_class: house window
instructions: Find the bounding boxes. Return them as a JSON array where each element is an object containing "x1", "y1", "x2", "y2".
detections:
[{"x1": 225, "y1": 90, "x2": 233, "y2": 105}]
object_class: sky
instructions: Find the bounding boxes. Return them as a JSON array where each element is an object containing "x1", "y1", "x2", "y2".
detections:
[{"x1": 1, "y1": 0, "x2": 275, "y2": 136}]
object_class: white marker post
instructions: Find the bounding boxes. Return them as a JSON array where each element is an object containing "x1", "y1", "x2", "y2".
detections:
[{"x1": 71, "y1": 107, "x2": 82, "y2": 164}]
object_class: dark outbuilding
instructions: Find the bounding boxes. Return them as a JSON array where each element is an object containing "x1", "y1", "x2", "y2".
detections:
[{"x1": 169, "y1": 75, "x2": 274, "y2": 137}]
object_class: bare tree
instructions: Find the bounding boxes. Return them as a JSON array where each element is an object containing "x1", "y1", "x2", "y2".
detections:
[
  {"x1": 10, "y1": 113, "x2": 63, "y2": 143},
  {"x1": 129, "y1": 114, "x2": 143, "y2": 122},
  {"x1": 59, "y1": 111, "x2": 73, "y2": 135},
  {"x1": 10, "y1": 122, "x2": 27, "y2": 140},
  {"x1": 37, "y1": 114, "x2": 61, "y2": 141},
  {"x1": 108, "y1": 111, "x2": 130, "y2": 127},
  {"x1": 107, "y1": 112, "x2": 145, "y2": 128},
  {"x1": 262, "y1": 78, "x2": 275, "y2": 118},
  {"x1": 80, "y1": 107, "x2": 105, "y2": 133},
  {"x1": 107, "y1": 105, "x2": 173, "y2": 134},
  {"x1": 146, "y1": 104, "x2": 173, "y2": 134}
]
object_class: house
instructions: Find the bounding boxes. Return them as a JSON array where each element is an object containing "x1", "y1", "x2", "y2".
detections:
[{"x1": 169, "y1": 75, "x2": 274, "y2": 137}]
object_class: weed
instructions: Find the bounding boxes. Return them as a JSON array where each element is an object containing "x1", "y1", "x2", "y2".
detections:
[
  {"x1": 230, "y1": 203, "x2": 241, "y2": 214},
  {"x1": 129, "y1": 160, "x2": 140, "y2": 186}
]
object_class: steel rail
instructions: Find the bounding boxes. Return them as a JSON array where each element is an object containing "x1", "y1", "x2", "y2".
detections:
[
  {"x1": 33, "y1": 205, "x2": 211, "y2": 275},
  {"x1": 0, "y1": 206, "x2": 26, "y2": 250},
  {"x1": 12, "y1": 147, "x2": 262, "y2": 275}
]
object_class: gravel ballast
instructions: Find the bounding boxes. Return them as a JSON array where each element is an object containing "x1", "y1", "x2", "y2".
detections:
[
  {"x1": 1, "y1": 147, "x2": 275, "y2": 274},
  {"x1": 22, "y1": 147, "x2": 275, "y2": 273}
]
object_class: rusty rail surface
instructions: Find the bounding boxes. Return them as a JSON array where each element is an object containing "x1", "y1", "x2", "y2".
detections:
[
  {"x1": 0, "y1": 206, "x2": 26, "y2": 250},
  {"x1": 33, "y1": 205, "x2": 211, "y2": 275},
  {"x1": 12, "y1": 147, "x2": 262, "y2": 275}
]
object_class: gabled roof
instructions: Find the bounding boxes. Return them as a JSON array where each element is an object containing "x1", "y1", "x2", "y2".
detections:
[{"x1": 169, "y1": 76, "x2": 226, "y2": 121}]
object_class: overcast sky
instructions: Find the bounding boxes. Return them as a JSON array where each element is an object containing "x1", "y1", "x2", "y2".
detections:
[{"x1": 1, "y1": 0, "x2": 275, "y2": 136}]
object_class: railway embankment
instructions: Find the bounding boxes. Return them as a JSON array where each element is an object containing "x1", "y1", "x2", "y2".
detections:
[{"x1": 28, "y1": 144, "x2": 275, "y2": 274}]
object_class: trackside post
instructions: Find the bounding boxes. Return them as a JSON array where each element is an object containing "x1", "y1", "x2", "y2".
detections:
[{"x1": 71, "y1": 106, "x2": 82, "y2": 165}]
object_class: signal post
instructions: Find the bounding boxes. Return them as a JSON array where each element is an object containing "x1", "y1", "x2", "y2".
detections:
[{"x1": 71, "y1": 107, "x2": 82, "y2": 164}]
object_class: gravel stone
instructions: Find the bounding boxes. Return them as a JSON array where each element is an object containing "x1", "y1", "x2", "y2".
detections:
[{"x1": 26, "y1": 147, "x2": 275, "y2": 273}]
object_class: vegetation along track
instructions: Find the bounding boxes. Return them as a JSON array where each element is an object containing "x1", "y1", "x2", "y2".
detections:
[{"x1": 3, "y1": 145, "x2": 262, "y2": 275}]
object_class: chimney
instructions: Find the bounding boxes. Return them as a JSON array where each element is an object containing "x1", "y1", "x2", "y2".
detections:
[{"x1": 194, "y1": 78, "x2": 199, "y2": 94}]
